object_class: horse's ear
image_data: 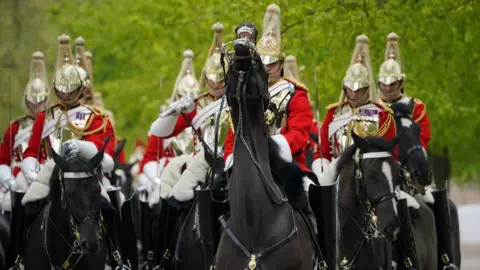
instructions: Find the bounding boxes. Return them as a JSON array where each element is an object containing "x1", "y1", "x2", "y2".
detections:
[
  {"x1": 351, "y1": 130, "x2": 370, "y2": 151},
  {"x1": 52, "y1": 149, "x2": 69, "y2": 169},
  {"x1": 407, "y1": 98, "x2": 415, "y2": 113},
  {"x1": 113, "y1": 139, "x2": 126, "y2": 161},
  {"x1": 90, "y1": 136, "x2": 111, "y2": 168}
]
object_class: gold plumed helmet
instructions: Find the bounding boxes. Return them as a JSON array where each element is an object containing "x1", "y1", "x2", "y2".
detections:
[
  {"x1": 339, "y1": 35, "x2": 378, "y2": 103},
  {"x1": 53, "y1": 34, "x2": 82, "y2": 94},
  {"x1": 378, "y1": 32, "x2": 404, "y2": 85},
  {"x1": 199, "y1": 22, "x2": 226, "y2": 88},
  {"x1": 172, "y1": 49, "x2": 200, "y2": 101},
  {"x1": 24, "y1": 51, "x2": 49, "y2": 105},
  {"x1": 257, "y1": 4, "x2": 284, "y2": 65},
  {"x1": 74, "y1": 37, "x2": 92, "y2": 90},
  {"x1": 284, "y1": 55, "x2": 302, "y2": 82}
]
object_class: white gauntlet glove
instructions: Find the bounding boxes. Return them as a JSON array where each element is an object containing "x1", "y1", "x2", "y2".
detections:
[
  {"x1": 160, "y1": 94, "x2": 195, "y2": 117},
  {"x1": 62, "y1": 139, "x2": 80, "y2": 157},
  {"x1": 24, "y1": 170, "x2": 38, "y2": 185}
]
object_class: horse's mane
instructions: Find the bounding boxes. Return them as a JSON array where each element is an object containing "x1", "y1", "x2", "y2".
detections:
[
  {"x1": 268, "y1": 137, "x2": 309, "y2": 213},
  {"x1": 335, "y1": 136, "x2": 396, "y2": 178}
]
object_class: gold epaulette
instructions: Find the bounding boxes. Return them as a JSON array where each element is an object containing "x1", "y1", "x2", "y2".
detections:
[
  {"x1": 325, "y1": 102, "x2": 344, "y2": 111},
  {"x1": 284, "y1": 77, "x2": 308, "y2": 92},
  {"x1": 85, "y1": 104, "x2": 109, "y2": 117},
  {"x1": 374, "y1": 102, "x2": 393, "y2": 114}
]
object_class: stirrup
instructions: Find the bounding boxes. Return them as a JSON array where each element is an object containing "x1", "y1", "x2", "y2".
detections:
[{"x1": 442, "y1": 264, "x2": 459, "y2": 270}]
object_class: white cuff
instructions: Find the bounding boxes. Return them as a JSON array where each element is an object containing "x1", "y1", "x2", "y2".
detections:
[
  {"x1": 171, "y1": 151, "x2": 209, "y2": 201},
  {"x1": 143, "y1": 161, "x2": 161, "y2": 180},
  {"x1": 224, "y1": 154, "x2": 234, "y2": 171},
  {"x1": 77, "y1": 140, "x2": 114, "y2": 172},
  {"x1": 396, "y1": 188, "x2": 420, "y2": 209},
  {"x1": 271, "y1": 135, "x2": 292, "y2": 162},
  {"x1": 312, "y1": 158, "x2": 330, "y2": 179},
  {"x1": 149, "y1": 115, "x2": 178, "y2": 137},
  {"x1": 0, "y1": 164, "x2": 13, "y2": 183},
  {"x1": 314, "y1": 158, "x2": 339, "y2": 186},
  {"x1": 22, "y1": 157, "x2": 39, "y2": 175},
  {"x1": 416, "y1": 185, "x2": 435, "y2": 204}
]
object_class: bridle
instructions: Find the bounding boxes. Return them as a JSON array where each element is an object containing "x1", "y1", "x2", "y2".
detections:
[
  {"x1": 42, "y1": 167, "x2": 104, "y2": 270},
  {"x1": 339, "y1": 149, "x2": 398, "y2": 270},
  {"x1": 395, "y1": 113, "x2": 430, "y2": 196}
]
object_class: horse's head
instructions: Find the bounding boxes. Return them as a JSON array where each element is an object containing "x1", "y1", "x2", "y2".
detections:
[
  {"x1": 337, "y1": 131, "x2": 401, "y2": 240},
  {"x1": 225, "y1": 38, "x2": 269, "y2": 130},
  {"x1": 391, "y1": 99, "x2": 431, "y2": 190},
  {"x1": 51, "y1": 142, "x2": 105, "y2": 254}
]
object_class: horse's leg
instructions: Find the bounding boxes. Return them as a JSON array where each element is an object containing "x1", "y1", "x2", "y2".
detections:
[{"x1": 448, "y1": 199, "x2": 461, "y2": 268}]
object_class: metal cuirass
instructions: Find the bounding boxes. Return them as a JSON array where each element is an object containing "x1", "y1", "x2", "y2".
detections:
[
  {"x1": 10, "y1": 117, "x2": 34, "y2": 168},
  {"x1": 329, "y1": 103, "x2": 381, "y2": 158},
  {"x1": 46, "y1": 106, "x2": 92, "y2": 157},
  {"x1": 265, "y1": 79, "x2": 295, "y2": 136},
  {"x1": 196, "y1": 95, "x2": 231, "y2": 156},
  {"x1": 171, "y1": 127, "x2": 195, "y2": 155}
]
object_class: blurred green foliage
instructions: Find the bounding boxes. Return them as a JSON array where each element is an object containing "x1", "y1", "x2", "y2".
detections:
[{"x1": 1, "y1": 0, "x2": 479, "y2": 182}]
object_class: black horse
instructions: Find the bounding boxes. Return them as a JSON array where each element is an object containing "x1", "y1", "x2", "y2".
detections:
[
  {"x1": 0, "y1": 213, "x2": 10, "y2": 269},
  {"x1": 391, "y1": 100, "x2": 461, "y2": 270},
  {"x1": 337, "y1": 131, "x2": 437, "y2": 270},
  {"x1": 214, "y1": 39, "x2": 316, "y2": 269},
  {"x1": 23, "y1": 146, "x2": 108, "y2": 269}
]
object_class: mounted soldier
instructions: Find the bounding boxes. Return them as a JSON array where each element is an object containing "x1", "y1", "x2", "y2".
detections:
[
  {"x1": 1, "y1": 51, "x2": 50, "y2": 268},
  {"x1": 147, "y1": 21, "x2": 233, "y2": 267},
  {"x1": 378, "y1": 32, "x2": 458, "y2": 270},
  {"x1": 311, "y1": 35, "x2": 397, "y2": 269},
  {"x1": 16, "y1": 35, "x2": 131, "y2": 269}
]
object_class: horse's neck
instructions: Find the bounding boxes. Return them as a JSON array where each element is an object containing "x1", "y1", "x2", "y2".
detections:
[{"x1": 229, "y1": 121, "x2": 291, "y2": 248}]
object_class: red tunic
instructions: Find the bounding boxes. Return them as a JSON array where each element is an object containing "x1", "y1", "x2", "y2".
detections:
[
  {"x1": 23, "y1": 106, "x2": 116, "y2": 161},
  {"x1": 314, "y1": 102, "x2": 398, "y2": 161},
  {"x1": 0, "y1": 116, "x2": 48, "y2": 176},
  {"x1": 223, "y1": 80, "x2": 314, "y2": 172},
  {"x1": 411, "y1": 100, "x2": 431, "y2": 150},
  {"x1": 139, "y1": 135, "x2": 178, "y2": 173}
]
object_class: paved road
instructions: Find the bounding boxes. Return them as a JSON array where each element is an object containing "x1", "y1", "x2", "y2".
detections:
[{"x1": 461, "y1": 244, "x2": 480, "y2": 270}]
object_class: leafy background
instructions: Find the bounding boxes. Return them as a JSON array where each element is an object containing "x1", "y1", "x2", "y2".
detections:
[{"x1": 1, "y1": 0, "x2": 479, "y2": 183}]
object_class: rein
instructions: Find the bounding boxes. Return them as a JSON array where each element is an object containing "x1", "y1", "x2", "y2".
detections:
[
  {"x1": 339, "y1": 149, "x2": 397, "y2": 270},
  {"x1": 41, "y1": 168, "x2": 104, "y2": 269}
]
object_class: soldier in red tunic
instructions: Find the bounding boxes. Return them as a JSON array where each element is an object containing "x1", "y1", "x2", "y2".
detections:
[
  {"x1": 1, "y1": 51, "x2": 50, "y2": 267},
  {"x1": 223, "y1": 6, "x2": 314, "y2": 176},
  {"x1": 378, "y1": 33, "x2": 457, "y2": 270},
  {"x1": 0, "y1": 52, "x2": 50, "y2": 193}
]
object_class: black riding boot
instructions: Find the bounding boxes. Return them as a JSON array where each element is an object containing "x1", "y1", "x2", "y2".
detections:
[
  {"x1": 5, "y1": 192, "x2": 25, "y2": 269},
  {"x1": 396, "y1": 198, "x2": 419, "y2": 270},
  {"x1": 309, "y1": 184, "x2": 337, "y2": 270},
  {"x1": 197, "y1": 189, "x2": 218, "y2": 269},
  {"x1": 432, "y1": 189, "x2": 458, "y2": 270},
  {"x1": 153, "y1": 198, "x2": 182, "y2": 269},
  {"x1": 104, "y1": 191, "x2": 130, "y2": 269},
  {"x1": 120, "y1": 193, "x2": 138, "y2": 270},
  {"x1": 139, "y1": 197, "x2": 155, "y2": 268}
]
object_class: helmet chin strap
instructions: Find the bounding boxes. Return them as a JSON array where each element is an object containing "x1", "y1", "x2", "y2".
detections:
[
  {"x1": 57, "y1": 87, "x2": 85, "y2": 108},
  {"x1": 346, "y1": 88, "x2": 369, "y2": 108},
  {"x1": 267, "y1": 61, "x2": 284, "y2": 84}
]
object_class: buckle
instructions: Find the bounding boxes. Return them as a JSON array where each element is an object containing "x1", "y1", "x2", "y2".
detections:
[
  {"x1": 113, "y1": 250, "x2": 121, "y2": 261},
  {"x1": 163, "y1": 249, "x2": 171, "y2": 259},
  {"x1": 317, "y1": 260, "x2": 328, "y2": 269},
  {"x1": 147, "y1": 250, "x2": 154, "y2": 260},
  {"x1": 404, "y1": 257, "x2": 412, "y2": 268},
  {"x1": 441, "y1": 253, "x2": 450, "y2": 264}
]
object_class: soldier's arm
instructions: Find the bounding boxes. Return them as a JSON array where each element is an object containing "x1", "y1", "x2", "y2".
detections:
[
  {"x1": 378, "y1": 110, "x2": 398, "y2": 161},
  {"x1": 149, "y1": 102, "x2": 197, "y2": 138},
  {"x1": 278, "y1": 90, "x2": 313, "y2": 159},
  {"x1": 413, "y1": 102, "x2": 431, "y2": 150},
  {"x1": 78, "y1": 114, "x2": 115, "y2": 172},
  {"x1": 140, "y1": 135, "x2": 164, "y2": 181},
  {"x1": 223, "y1": 127, "x2": 235, "y2": 170},
  {"x1": 22, "y1": 111, "x2": 47, "y2": 177},
  {"x1": 0, "y1": 121, "x2": 19, "y2": 182}
]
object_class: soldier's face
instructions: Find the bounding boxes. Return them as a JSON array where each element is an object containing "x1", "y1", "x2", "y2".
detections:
[
  {"x1": 344, "y1": 86, "x2": 369, "y2": 108},
  {"x1": 207, "y1": 79, "x2": 225, "y2": 97},
  {"x1": 265, "y1": 61, "x2": 282, "y2": 84},
  {"x1": 26, "y1": 100, "x2": 47, "y2": 116},
  {"x1": 379, "y1": 81, "x2": 402, "y2": 101}
]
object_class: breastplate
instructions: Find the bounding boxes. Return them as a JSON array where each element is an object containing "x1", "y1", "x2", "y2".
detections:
[
  {"x1": 171, "y1": 127, "x2": 195, "y2": 155},
  {"x1": 330, "y1": 104, "x2": 381, "y2": 158},
  {"x1": 196, "y1": 95, "x2": 231, "y2": 155},
  {"x1": 11, "y1": 117, "x2": 34, "y2": 167},
  {"x1": 46, "y1": 106, "x2": 92, "y2": 157},
  {"x1": 265, "y1": 80, "x2": 295, "y2": 135}
]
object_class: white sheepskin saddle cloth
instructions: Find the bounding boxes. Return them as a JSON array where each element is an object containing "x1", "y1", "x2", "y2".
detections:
[
  {"x1": 0, "y1": 189, "x2": 11, "y2": 212},
  {"x1": 148, "y1": 152, "x2": 209, "y2": 207},
  {"x1": 22, "y1": 159, "x2": 116, "y2": 206}
]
